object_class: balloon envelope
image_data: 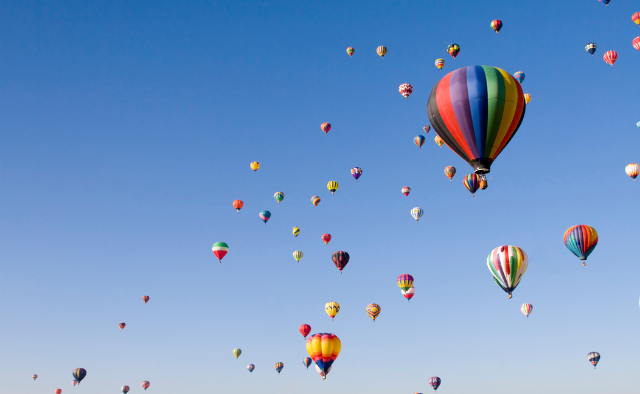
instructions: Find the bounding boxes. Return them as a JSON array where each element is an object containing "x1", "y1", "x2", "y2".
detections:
[
  {"x1": 588, "y1": 352, "x2": 600, "y2": 368},
  {"x1": 299, "y1": 324, "x2": 311, "y2": 339},
  {"x1": 411, "y1": 207, "x2": 423, "y2": 222},
  {"x1": 366, "y1": 303, "x2": 381, "y2": 321},
  {"x1": 274, "y1": 362, "x2": 284, "y2": 373},
  {"x1": 247, "y1": 364, "x2": 255, "y2": 372},
  {"x1": 377, "y1": 46, "x2": 387, "y2": 58},
  {"x1": 397, "y1": 274, "x2": 414, "y2": 291},
  {"x1": 306, "y1": 333, "x2": 341, "y2": 380},
  {"x1": 521, "y1": 303, "x2": 533, "y2": 318},
  {"x1": 325, "y1": 302, "x2": 340, "y2": 320},
  {"x1": 72, "y1": 368, "x2": 86, "y2": 384},
  {"x1": 585, "y1": 43, "x2": 597, "y2": 55},
  {"x1": 250, "y1": 161, "x2": 260, "y2": 171},
  {"x1": 233, "y1": 348, "x2": 242, "y2": 358},
  {"x1": 332, "y1": 251, "x2": 349, "y2": 272},
  {"x1": 486, "y1": 245, "x2": 529, "y2": 298},
  {"x1": 259, "y1": 210, "x2": 271, "y2": 224},
  {"x1": 563, "y1": 225, "x2": 598, "y2": 265},
  {"x1": 351, "y1": 167, "x2": 362, "y2": 180},
  {"x1": 429, "y1": 377, "x2": 442, "y2": 390},
  {"x1": 142, "y1": 381, "x2": 150, "y2": 390},
  {"x1": 212, "y1": 242, "x2": 229, "y2": 262},
  {"x1": 233, "y1": 200, "x2": 244, "y2": 212}
]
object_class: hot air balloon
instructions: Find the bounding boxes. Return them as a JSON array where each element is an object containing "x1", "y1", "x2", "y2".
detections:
[
  {"x1": 490, "y1": 19, "x2": 503, "y2": 34},
  {"x1": 293, "y1": 227, "x2": 300, "y2": 237},
  {"x1": 463, "y1": 173, "x2": 480, "y2": 196},
  {"x1": 346, "y1": 47, "x2": 355, "y2": 56},
  {"x1": 250, "y1": 161, "x2": 260, "y2": 172},
  {"x1": 402, "y1": 186, "x2": 411, "y2": 197},
  {"x1": 427, "y1": 66, "x2": 526, "y2": 175},
  {"x1": 447, "y1": 43, "x2": 460, "y2": 59},
  {"x1": 399, "y1": 83, "x2": 413, "y2": 100},
  {"x1": 321, "y1": 123, "x2": 331, "y2": 134},
  {"x1": 332, "y1": 251, "x2": 349, "y2": 273},
  {"x1": 603, "y1": 50, "x2": 618, "y2": 66},
  {"x1": 626, "y1": 163, "x2": 639, "y2": 180},
  {"x1": 411, "y1": 207, "x2": 423, "y2": 223},
  {"x1": 293, "y1": 251, "x2": 303, "y2": 262},
  {"x1": 259, "y1": 210, "x2": 271, "y2": 225},
  {"x1": 306, "y1": 333, "x2": 341, "y2": 380},
  {"x1": 414, "y1": 135, "x2": 426, "y2": 149},
  {"x1": 434, "y1": 135, "x2": 444, "y2": 147},
  {"x1": 513, "y1": 71, "x2": 525, "y2": 83},
  {"x1": 299, "y1": 324, "x2": 311, "y2": 339},
  {"x1": 366, "y1": 303, "x2": 381, "y2": 322},
  {"x1": 633, "y1": 12, "x2": 640, "y2": 25},
  {"x1": 402, "y1": 286, "x2": 415, "y2": 302},
  {"x1": 275, "y1": 362, "x2": 284, "y2": 374},
  {"x1": 479, "y1": 176, "x2": 488, "y2": 190},
  {"x1": 325, "y1": 302, "x2": 340, "y2": 320},
  {"x1": 397, "y1": 274, "x2": 414, "y2": 291},
  {"x1": 585, "y1": 43, "x2": 597, "y2": 56},
  {"x1": 351, "y1": 167, "x2": 362, "y2": 181},
  {"x1": 599, "y1": 0, "x2": 609, "y2": 6},
  {"x1": 274, "y1": 192, "x2": 284, "y2": 204},
  {"x1": 119, "y1": 322, "x2": 126, "y2": 330},
  {"x1": 444, "y1": 166, "x2": 456, "y2": 180},
  {"x1": 233, "y1": 348, "x2": 242, "y2": 358},
  {"x1": 72, "y1": 381, "x2": 77, "y2": 386},
  {"x1": 487, "y1": 245, "x2": 528, "y2": 298},
  {"x1": 212, "y1": 242, "x2": 229, "y2": 263},
  {"x1": 311, "y1": 196, "x2": 321, "y2": 207},
  {"x1": 142, "y1": 381, "x2": 150, "y2": 390},
  {"x1": 303, "y1": 357, "x2": 313, "y2": 369},
  {"x1": 377, "y1": 46, "x2": 388, "y2": 58},
  {"x1": 247, "y1": 364, "x2": 255, "y2": 373},
  {"x1": 122, "y1": 386, "x2": 130, "y2": 394},
  {"x1": 588, "y1": 352, "x2": 600, "y2": 368},
  {"x1": 322, "y1": 234, "x2": 332, "y2": 245},
  {"x1": 633, "y1": 37, "x2": 640, "y2": 51},
  {"x1": 524, "y1": 93, "x2": 531, "y2": 104},
  {"x1": 327, "y1": 181, "x2": 339, "y2": 195},
  {"x1": 72, "y1": 368, "x2": 86, "y2": 384},
  {"x1": 142, "y1": 295, "x2": 149, "y2": 304},
  {"x1": 435, "y1": 58, "x2": 445, "y2": 70},
  {"x1": 233, "y1": 199, "x2": 244, "y2": 212},
  {"x1": 32, "y1": 374, "x2": 37, "y2": 380},
  {"x1": 521, "y1": 303, "x2": 533, "y2": 318},
  {"x1": 423, "y1": 125, "x2": 431, "y2": 133},
  {"x1": 429, "y1": 377, "x2": 441, "y2": 391},
  {"x1": 55, "y1": 389, "x2": 62, "y2": 394},
  {"x1": 563, "y1": 225, "x2": 598, "y2": 266}
]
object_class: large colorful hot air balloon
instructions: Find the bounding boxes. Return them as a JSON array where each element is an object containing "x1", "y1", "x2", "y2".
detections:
[
  {"x1": 293, "y1": 227, "x2": 300, "y2": 237},
  {"x1": 250, "y1": 161, "x2": 260, "y2": 172},
  {"x1": 447, "y1": 43, "x2": 460, "y2": 59},
  {"x1": 321, "y1": 123, "x2": 331, "y2": 134},
  {"x1": 247, "y1": 364, "x2": 255, "y2": 373},
  {"x1": 325, "y1": 302, "x2": 340, "y2": 320},
  {"x1": 513, "y1": 71, "x2": 525, "y2": 83},
  {"x1": 479, "y1": 176, "x2": 488, "y2": 190},
  {"x1": 122, "y1": 385, "x2": 130, "y2": 394},
  {"x1": 435, "y1": 58, "x2": 445, "y2": 70},
  {"x1": 414, "y1": 135, "x2": 426, "y2": 149},
  {"x1": 322, "y1": 234, "x2": 332, "y2": 245},
  {"x1": 119, "y1": 322, "x2": 126, "y2": 330},
  {"x1": 346, "y1": 47, "x2": 355, "y2": 56},
  {"x1": 633, "y1": 12, "x2": 640, "y2": 25},
  {"x1": 603, "y1": 50, "x2": 618, "y2": 66},
  {"x1": 588, "y1": 352, "x2": 600, "y2": 368},
  {"x1": 259, "y1": 210, "x2": 271, "y2": 225},
  {"x1": 423, "y1": 125, "x2": 431, "y2": 133},
  {"x1": 397, "y1": 274, "x2": 414, "y2": 291},
  {"x1": 311, "y1": 196, "x2": 321, "y2": 207},
  {"x1": 633, "y1": 37, "x2": 640, "y2": 51},
  {"x1": 351, "y1": 167, "x2": 362, "y2": 181},
  {"x1": 598, "y1": 0, "x2": 609, "y2": 6},
  {"x1": 306, "y1": 333, "x2": 341, "y2": 380},
  {"x1": 563, "y1": 225, "x2": 598, "y2": 266},
  {"x1": 293, "y1": 251, "x2": 303, "y2": 262},
  {"x1": 212, "y1": 242, "x2": 229, "y2": 263},
  {"x1": 427, "y1": 66, "x2": 526, "y2": 175},
  {"x1": 487, "y1": 245, "x2": 528, "y2": 298},
  {"x1": 402, "y1": 286, "x2": 415, "y2": 302},
  {"x1": 463, "y1": 174, "x2": 480, "y2": 196},
  {"x1": 274, "y1": 362, "x2": 284, "y2": 374},
  {"x1": 377, "y1": 46, "x2": 388, "y2": 58},
  {"x1": 490, "y1": 19, "x2": 503, "y2": 34},
  {"x1": 366, "y1": 303, "x2": 381, "y2": 322},
  {"x1": 626, "y1": 163, "x2": 639, "y2": 180},
  {"x1": 332, "y1": 251, "x2": 349, "y2": 273},
  {"x1": 429, "y1": 377, "x2": 441, "y2": 391},
  {"x1": 274, "y1": 192, "x2": 284, "y2": 204},
  {"x1": 521, "y1": 303, "x2": 533, "y2": 318},
  {"x1": 524, "y1": 93, "x2": 531, "y2": 104},
  {"x1": 444, "y1": 166, "x2": 456, "y2": 180},
  {"x1": 585, "y1": 43, "x2": 597, "y2": 56},
  {"x1": 411, "y1": 207, "x2": 423, "y2": 223},
  {"x1": 32, "y1": 374, "x2": 37, "y2": 380},
  {"x1": 72, "y1": 368, "x2": 86, "y2": 384},
  {"x1": 142, "y1": 295, "x2": 149, "y2": 304},
  {"x1": 327, "y1": 181, "x2": 339, "y2": 195},
  {"x1": 399, "y1": 83, "x2": 413, "y2": 100},
  {"x1": 303, "y1": 357, "x2": 313, "y2": 369},
  {"x1": 55, "y1": 389, "x2": 62, "y2": 394},
  {"x1": 434, "y1": 135, "x2": 444, "y2": 147},
  {"x1": 233, "y1": 199, "x2": 244, "y2": 212},
  {"x1": 233, "y1": 348, "x2": 242, "y2": 359},
  {"x1": 402, "y1": 186, "x2": 411, "y2": 197},
  {"x1": 299, "y1": 324, "x2": 311, "y2": 339},
  {"x1": 142, "y1": 381, "x2": 150, "y2": 390}
]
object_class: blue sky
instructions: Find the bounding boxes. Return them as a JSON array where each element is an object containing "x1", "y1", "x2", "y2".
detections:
[{"x1": 1, "y1": 0, "x2": 639, "y2": 393}]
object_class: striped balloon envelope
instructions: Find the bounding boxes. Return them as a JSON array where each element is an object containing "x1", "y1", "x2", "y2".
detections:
[
  {"x1": 423, "y1": 125, "x2": 431, "y2": 133},
  {"x1": 212, "y1": 242, "x2": 229, "y2": 263},
  {"x1": 427, "y1": 66, "x2": 526, "y2": 175},
  {"x1": 293, "y1": 227, "x2": 300, "y2": 237},
  {"x1": 141, "y1": 381, "x2": 150, "y2": 390},
  {"x1": 259, "y1": 210, "x2": 271, "y2": 225},
  {"x1": 633, "y1": 37, "x2": 640, "y2": 51},
  {"x1": 274, "y1": 362, "x2": 284, "y2": 374},
  {"x1": 444, "y1": 166, "x2": 456, "y2": 180},
  {"x1": 521, "y1": 303, "x2": 533, "y2": 318},
  {"x1": 72, "y1": 368, "x2": 86, "y2": 384},
  {"x1": 311, "y1": 196, "x2": 321, "y2": 207},
  {"x1": 397, "y1": 274, "x2": 414, "y2": 291},
  {"x1": 293, "y1": 251, "x2": 303, "y2": 262},
  {"x1": 274, "y1": 192, "x2": 284, "y2": 204},
  {"x1": 563, "y1": 225, "x2": 598, "y2": 266},
  {"x1": 320, "y1": 122, "x2": 331, "y2": 134},
  {"x1": 411, "y1": 207, "x2": 423, "y2": 222},
  {"x1": 366, "y1": 304, "x2": 381, "y2": 322},
  {"x1": 402, "y1": 186, "x2": 411, "y2": 197},
  {"x1": 376, "y1": 46, "x2": 387, "y2": 58},
  {"x1": 435, "y1": 58, "x2": 445, "y2": 70},
  {"x1": 429, "y1": 376, "x2": 441, "y2": 391},
  {"x1": 588, "y1": 352, "x2": 600, "y2": 368},
  {"x1": 402, "y1": 286, "x2": 415, "y2": 302},
  {"x1": 633, "y1": 12, "x2": 640, "y2": 25},
  {"x1": 487, "y1": 245, "x2": 528, "y2": 298},
  {"x1": 306, "y1": 333, "x2": 341, "y2": 380},
  {"x1": 626, "y1": 163, "x2": 639, "y2": 180},
  {"x1": 463, "y1": 174, "x2": 480, "y2": 196},
  {"x1": 414, "y1": 135, "x2": 426, "y2": 148},
  {"x1": 603, "y1": 50, "x2": 618, "y2": 66},
  {"x1": 303, "y1": 357, "x2": 312, "y2": 368},
  {"x1": 121, "y1": 386, "x2": 130, "y2": 394}
]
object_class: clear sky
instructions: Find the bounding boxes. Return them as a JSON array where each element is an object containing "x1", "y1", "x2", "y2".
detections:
[{"x1": 1, "y1": 0, "x2": 639, "y2": 393}]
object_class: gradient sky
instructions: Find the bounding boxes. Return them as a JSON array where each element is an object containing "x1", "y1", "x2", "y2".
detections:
[{"x1": 1, "y1": 0, "x2": 640, "y2": 393}]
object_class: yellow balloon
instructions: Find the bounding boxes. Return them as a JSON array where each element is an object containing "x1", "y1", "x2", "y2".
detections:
[
  {"x1": 233, "y1": 348, "x2": 242, "y2": 358},
  {"x1": 524, "y1": 94, "x2": 531, "y2": 104},
  {"x1": 293, "y1": 227, "x2": 300, "y2": 237},
  {"x1": 250, "y1": 161, "x2": 260, "y2": 171},
  {"x1": 325, "y1": 302, "x2": 340, "y2": 320},
  {"x1": 376, "y1": 46, "x2": 388, "y2": 58},
  {"x1": 366, "y1": 303, "x2": 381, "y2": 322},
  {"x1": 435, "y1": 135, "x2": 444, "y2": 147},
  {"x1": 327, "y1": 181, "x2": 339, "y2": 195},
  {"x1": 306, "y1": 333, "x2": 341, "y2": 380}
]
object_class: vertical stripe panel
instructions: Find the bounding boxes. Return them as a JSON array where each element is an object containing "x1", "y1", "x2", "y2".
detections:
[
  {"x1": 482, "y1": 66, "x2": 505, "y2": 157},
  {"x1": 466, "y1": 65, "x2": 488, "y2": 158},
  {"x1": 490, "y1": 68, "x2": 519, "y2": 158},
  {"x1": 436, "y1": 71, "x2": 475, "y2": 159},
  {"x1": 450, "y1": 67, "x2": 479, "y2": 158}
]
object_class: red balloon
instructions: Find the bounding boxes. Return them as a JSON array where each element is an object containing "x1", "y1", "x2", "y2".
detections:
[
  {"x1": 603, "y1": 50, "x2": 618, "y2": 66},
  {"x1": 332, "y1": 251, "x2": 349, "y2": 273},
  {"x1": 119, "y1": 322, "x2": 126, "y2": 330},
  {"x1": 142, "y1": 295, "x2": 149, "y2": 304},
  {"x1": 299, "y1": 324, "x2": 311, "y2": 339},
  {"x1": 633, "y1": 37, "x2": 640, "y2": 51},
  {"x1": 322, "y1": 234, "x2": 332, "y2": 245},
  {"x1": 55, "y1": 390, "x2": 62, "y2": 394}
]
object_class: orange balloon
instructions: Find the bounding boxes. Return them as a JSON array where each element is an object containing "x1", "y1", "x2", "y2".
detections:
[
  {"x1": 142, "y1": 296, "x2": 149, "y2": 304},
  {"x1": 233, "y1": 200, "x2": 244, "y2": 212}
]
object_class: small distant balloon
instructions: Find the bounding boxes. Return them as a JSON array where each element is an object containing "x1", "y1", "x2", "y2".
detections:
[
  {"x1": 72, "y1": 368, "x2": 86, "y2": 384},
  {"x1": 332, "y1": 251, "x2": 349, "y2": 273},
  {"x1": 585, "y1": 43, "x2": 597, "y2": 56},
  {"x1": 402, "y1": 186, "x2": 411, "y2": 197},
  {"x1": 487, "y1": 245, "x2": 529, "y2": 299},
  {"x1": 142, "y1": 381, "x2": 150, "y2": 390},
  {"x1": 303, "y1": 357, "x2": 313, "y2": 369},
  {"x1": 275, "y1": 362, "x2": 284, "y2": 374},
  {"x1": 447, "y1": 43, "x2": 460, "y2": 59},
  {"x1": 293, "y1": 250, "x2": 303, "y2": 262},
  {"x1": 293, "y1": 226, "x2": 300, "y2": 237},
  {"x1": 399, "y1": 83, "x2": 413, "y2": 100},
  {"x1": 633, "y1": 37, "x2": 640, "y2": 51},
  {"x1": 521, "y1": 303, "x2": 533, "y2": 318},
  {"x1": 411, "y1": 207, "x2": 423, "y2": 222},
  {"x1": 32, "y1": 374, "x2": 37, "y2": 380},
  {"x1": 119, "y1": 322, "x2": 126, "y2": 330},
  {"x1": 366, "y1": 303, "x2": 381, "y2": 322},
  {"x1": 322, "y1": 234, "x2": 332, "y2": 245},
  {"x1": 327, "y1": 181, "x2": 339, "y2": 195},
  {"x1": 247, "y1": 364, "x2": 255, "y2": 373},
  {"x1": 490, "y1": 19, "x2": 503, "y2": 34},
  {"x1": 524, "y1": 94, "x2": 532, "y2": 104},
  {"x1": 55, "y1": 389, "x2": 62, "y2": 394},
  {"x1": 274, "y1": 192, "x2": 284, "y2": 204},
  {"x1": 444, "y1": 166, "x2": 456, "y2": 180},
  {"x1": 321, "y1": 123, "x2": 331, "y2": 134},
  {"x1": 346, "y1": 47, "x2": 355, "y2": 56},
  {"x1": 603, "y1": 50, "x2": 618, "y2": 66},
  {"x1": 259, "y1": 210, "x2": 271, "y2": 225},
  {"x1": 429, "y1": 377, "x2": 442, "y2": 391},
  {"x1": 435, "y1": 58, "x2": 445, "y2": 70},
  {"x1": 212, "y1": 242, "x2": 229, "y2": 263},
  {"x1": 513, "y1": 71, "x2": 525, "y2": 83},
  {"x1": 142, "y1": 295, "x2": 149, "y2": 304},
  {"x1": 397, "y1": 274, "x2": 414, "y2": 291},
  {"x1": 122, "y1": 386, "x2": 130, "y2": 394},
  {"x1": 434, "y1": 135, "x2": 444, "y2": 147},
  {"x1": 598, "y1": 0, "x2": 610, "y2": 6},
  {"x1": 351, "y1": 167, "x2": 362, "y2": 181},
  {"x1": 564, "y1": 225, "x2": 598, "y2": 266},
  {"x1": 414, "y1": 135, "x2": 425, "y2": 149},
  {"x1": 311, "y1": 196, "x2": 321, "y2": 207},
  {"x1": 633, "y1": 12, "x2": 640, "y2": 25},
  {"x1": 377, "y1": 46, "x2": 388, "y2": 58},
  {"x1": 233, "y1": 199, "x2": 244, "y2": 212},
  {"x1": 325, "y1": 302, "x2": 340, "y2": 320},
  {"x1": 423, "y1": 125, "x2": 431, "y2": 133},
  {"x1": 250, "y1": 161, "x2": 260, "y2": 172},
  {"x1": 299, "y1": 324, "x2": 311, "y2": 339},
  {"x1": 588, "y1": 352, "x2": 600, "y2": 368},
  {"x1": 233, "y1": 348, "x2": 242, "y2": 359},
  {"x1": 402, "y1": 286, "x2": 415, "y2": 302},
  {"x1": 463, "y1": 174, "x2": 480, "y2": 196},
  {"x1": 626, "y1": 163, "x2": 639, "y2": 180}
]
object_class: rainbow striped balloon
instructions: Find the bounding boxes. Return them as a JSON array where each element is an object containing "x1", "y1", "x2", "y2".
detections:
[
  {"x1": 414, "y1": 135, "x2": 425, "y2": 148},
  {"x1": 563, "y1": 225, "x2": 598, "y2": 266},
  {"x1": 274, "y1": 362, "x2": 284, "y2": 374},
  {"x1": 463, "y1": 174, "x2": 480, "y2": 196},
  {"x1": 487, "y1": 245, "x2": 528, "y2": 299},
  {"x1": 311, "y1": 196, "x2": 321, "y2": 207},
  {"x1": 520, "y1": 303, "x2": 533, "y2": 318}
]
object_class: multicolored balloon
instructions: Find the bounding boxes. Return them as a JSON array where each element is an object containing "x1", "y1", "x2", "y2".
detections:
[
  {"x1": 142, "y1": 295, "x2": 149, "y2": 304},
  {"x1": 435, "y1": 58, "x2": 445, "y2": 70},
  {"x1": 247, "y1": 364, "x2": 255, "y2": 373},
  {"x1": 490, "y1": 19, "x2": 503, "y2": 34},
  {"x1": 322, "y1": 234, "x2": 332, "y2": 245},
  {"x1": 463, "y1": 174, "x2": 480, "y2": 196},
  {"x1": 311, "y1": 196, "x2": 321, "y2": 207},
  {"x1": 402, "y1": 186, "x2": 411, "y2": 197},
  {"x1": 429, "y1": 377, "x2": 441, "y2": 391},
  {"x1": 444, "y1": 166, "x2": 456, "y2": 180},
  {"x1": 250, "y1": 161, "x2": 260, "y2": 172},
  {"x1": 122, "y1": 385, "x2": 130, "y2": 394},
  {"x1": 351, "y1": 167, "x2": 362, "y2": 181},
  {"x1": 513, "y1": 71, "x2": 525, "y2": 83},
  {"x1": 141, "y1": 381, "x2": 150, "y2": 390},
  {"x1": 299, "y1": 324, "x2": 311, "y2": 339},
  {"x1": 332, "y1": 251, "x2": 349, "y2": 273},
  {"x1": 212, "y1": 242, "x2": 229, "y2": 263},
  {"x1": 423, "y1": 125, "x2": 431, "y2": 133},
  {"x1": 274, "y1": 192, "x2": 284, "y2": 204},
  {"x1": 626, "y1": 163, "x2": 639, "y2": 180},
  {"x1": 598, "y1": 0, "x2": 609, "y2": 6},
  {"x1": 434, "y1": 135, "x2": 444, "y2": 147},
  {"x1": 293, "y1": 250, "x2": 303, "y2": 262},
  {"x1": 603, "y1": 50, "x2": 618, "y2": 66},
  {"x1": 521, "y1": 303, "x2": 533, "y2": 318},
  {"x1": 585, "y1": 43, "x2": 597, "y2": 56},
  {"x1": 119, "y1": 322, "x2": 126, "y2": 330},
  {"x1": 447, "y1": 43, "x2": 460, "y2": 59},
  {"x1": 427, "y1": 66, "x2": 526, "y2": 175},
  {"x1": 274, "y1": 362, "x2": 284, "y2": 374},
  {"x1": 487, "y1": 245, "x2": 528, "y2": 298},
  {"x1": 32, "y1": 374, "x2": 37, "y2": 381},
  {"x1": 411, "y1": 207, "x2": 423, "y2": 222},
  {"x1": 327, "y1": 181, "x2": 339, "y2": 195},
  {"x1": 633, "y1": 37, "x2": 640, "y2": 51},
  {"x1": 377, "y1": 46, "x2": 388, "y2": 58},
  {"x1": 402, "y1": 286, "x2": 415, "y2": 302},
  {"x1": 321, "y1": 122, "x2": 331, "y2": 134},
  {"x1": 306, "y1": 333, "x2": 341, "y2": 380},
  {"x1": 414, "y1": 135, "x2": 426, "y2": 149},
  {"x1": 588, "y1": 352, "x2": 600, "y2": 368},
  {"x1": 233, "y1": 199, "x2": 244, "y2": 212},
  {"x1": 259, "y1": 210, "x2": 271, "y2": 225},
  {"x1": 563, "y1": 225, "x2": 598, "y2": 266},
  {"x1": 346, "y1": 47, "x2": 355, "y2": 56},
  {"x1": 633, "y1": 12, "x2": 640, "y2": 25},
  {"x1": 399, "y1": 83, "x2": 413, "y2": 100},
  {"x1": 72, "y1": 368, "x2": 86, "y2": 384},
  {"x1": 325, "y1": 302, "x2": 340, "y2": 320},
  {"x1": 366, "y1": 303, "x2": 381, "y2": 322},
  {"x1": 233, "y1": 348, "x2": 242, "y2": 358},
  {"x1": 397, "y1": 274, "x2": 414, "y2": 291},
  {"x1": 303, "y1": 357, "x2": 313, "y2": 369},
  {"x1": 293, "y1": 226, "x2": 300, "y2": 237}
]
